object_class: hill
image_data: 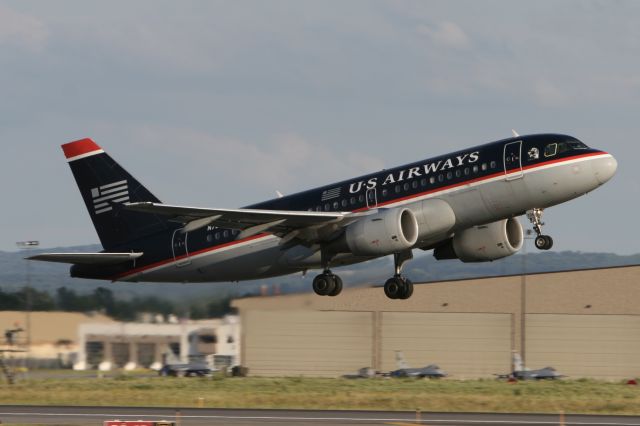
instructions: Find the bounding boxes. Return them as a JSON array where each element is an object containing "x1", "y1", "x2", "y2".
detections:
[{"x1": 1, "y1": 244, "x2": 639, "y2": 303}]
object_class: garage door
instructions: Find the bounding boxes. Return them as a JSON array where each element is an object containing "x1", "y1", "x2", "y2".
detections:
[
  {"x1": 380, "y1": 312, "x2": 512, "y2": 378},
  {"x1": 243, "y1": 310, "x2": 373, "y2": 377},
  {"x1": 526, "y1": 314, "x2": 640, "y2": 380}
]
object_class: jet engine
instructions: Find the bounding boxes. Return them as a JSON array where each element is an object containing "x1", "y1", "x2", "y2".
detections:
[
  {"x1": 433, "y1": 217, "x2": 523, "y2": 262},
  {"x1": 341, "y1": 207, "x2": 419, "y2": 256}
]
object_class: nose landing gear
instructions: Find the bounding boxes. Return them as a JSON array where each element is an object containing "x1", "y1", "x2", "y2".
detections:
[{"x1": 527, "y1": 208, "x2": 554, "y2": 250}]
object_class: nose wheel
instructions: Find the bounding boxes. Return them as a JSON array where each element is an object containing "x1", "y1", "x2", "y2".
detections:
[{"x1": 527, "y1": 208, "x2": 553, "y2": 250}]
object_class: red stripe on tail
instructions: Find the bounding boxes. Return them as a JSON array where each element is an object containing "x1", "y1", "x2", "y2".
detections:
[{"x1": 61, "y1": 138, "x2": 102, "y2": 159}]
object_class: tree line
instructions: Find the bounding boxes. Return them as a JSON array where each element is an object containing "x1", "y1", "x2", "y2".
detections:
[{"x1": 0, "y1": 286, "x2": 233, "y2": 321}]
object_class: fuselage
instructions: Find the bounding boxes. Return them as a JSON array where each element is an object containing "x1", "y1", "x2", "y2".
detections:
[{"x1": 70, "y1": 133, "x2": 617, "y2": 283}]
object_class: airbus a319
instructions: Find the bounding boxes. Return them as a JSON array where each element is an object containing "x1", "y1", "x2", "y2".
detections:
[{"x1": 31, "y1": 133, "x2": 617, "y2": 300}]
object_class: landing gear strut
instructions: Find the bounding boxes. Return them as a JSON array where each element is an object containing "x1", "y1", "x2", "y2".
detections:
[
  {"x1": 526, "y1": 208, "x2": 553, "y2": 250},
  {"x1": 383, "y1": 251, "x2": 414, "y2": 300}
]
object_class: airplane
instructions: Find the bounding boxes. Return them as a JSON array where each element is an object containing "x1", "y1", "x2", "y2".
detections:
[
  {"x1": 496, "y1": 352, "x2": 565, "y2": 380},
  {"x1": 389, "y1": 351, "x2": 447, "y2": 378},
  {"x1": 29, "y1": 133, "x2": 617, "y2": 300}
]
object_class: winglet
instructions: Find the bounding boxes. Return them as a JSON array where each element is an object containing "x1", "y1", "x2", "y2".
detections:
[
  {"x1": 511, "y1": 129, "x2": 520, "y2": 137},
  {"x1": 62, "y1": 138, "x2": 104, "y2": 162}
]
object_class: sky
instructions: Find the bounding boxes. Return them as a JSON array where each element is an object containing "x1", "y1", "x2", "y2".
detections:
[{"x1": 0, "y1": 0, "x2": 638, "y2": 254}]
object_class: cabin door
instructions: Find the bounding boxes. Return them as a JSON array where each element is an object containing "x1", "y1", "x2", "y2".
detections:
[
  {"x1": 171, "y1": 229, "x2": 191, "y2": 267},
  {"x1": 504, "y1": 141, "x2": 524, "y2": 180},
  {"x1": 366, "y1": 187, "x2": 378, "y2": 209}
]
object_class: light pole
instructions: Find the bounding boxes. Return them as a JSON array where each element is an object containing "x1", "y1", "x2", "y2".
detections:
[
  {"x1": 16, "y1": 240, "x2": 39, "y2": 370},
  {"x1": 520, "y1": 230, "x2": 533, "y2": 368}
]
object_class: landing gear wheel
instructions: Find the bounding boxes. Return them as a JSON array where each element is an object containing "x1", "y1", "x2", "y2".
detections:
[
  {"x1": 328, "y1": 275, "x2": 343, "y2": 297},
  {"x1": 312, "y1": 274, "x2": 336, "y2": 296},
  {"x1": 384, "y1": 277, "x2": 404, "y2": 299},
  {"x1": 400, "y1": 278, "x2": 413, "y2": 300},
  {"x1": 535, "y1": 235, "x2": 553, "y2": 250}
]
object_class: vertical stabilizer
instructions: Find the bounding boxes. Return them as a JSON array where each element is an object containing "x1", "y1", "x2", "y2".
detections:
[
  {"x1": 62, "y1": 138, "x2": 169, "y2": 250},
  {"x1": 395, "y1": 351, "x2": 411, "y2": 369}
]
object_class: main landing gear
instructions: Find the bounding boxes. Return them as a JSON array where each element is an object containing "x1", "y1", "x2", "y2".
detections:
[
  {"x1": 312, "y1": 270, "x2": 343, "y2": 297},
  {"x1": 383, "y1": 251, "x2": 414, "y2": 300},
  {"x1": 527, "y1": 208, "x2": 554, "y2": 250}
]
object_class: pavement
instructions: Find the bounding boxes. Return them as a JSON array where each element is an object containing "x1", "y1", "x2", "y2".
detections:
[{"x1": 1, "y1": 406, "x2": 640, "y2": 426}]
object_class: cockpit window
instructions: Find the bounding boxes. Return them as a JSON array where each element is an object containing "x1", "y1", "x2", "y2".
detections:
[
  {"x1": 557, "y1": 142, "x2": 570, "y2": 154},
  {"x1": 568, "y1": 141, "x2": 588, "y2": 149},
  {"x1": 544, "y1": 143, "x2": 557, "y2": 157}
]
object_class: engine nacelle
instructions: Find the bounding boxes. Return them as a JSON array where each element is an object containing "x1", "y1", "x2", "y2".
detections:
[
  {"x1": 344, "y1": 208, "x2": 419, "y2": 256},
  {"x1": 434, "y1": 217, "x2": 523, "y2": 262}
]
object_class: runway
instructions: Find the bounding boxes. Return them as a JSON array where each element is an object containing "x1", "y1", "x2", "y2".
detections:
[{"x1": 1, "y1": 406, "x2": 640, "y2": 426}]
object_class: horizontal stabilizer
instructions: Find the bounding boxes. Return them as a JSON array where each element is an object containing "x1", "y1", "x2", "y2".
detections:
[{"x1": 28, "y1": 252, "x2": 143, "y2": 265}]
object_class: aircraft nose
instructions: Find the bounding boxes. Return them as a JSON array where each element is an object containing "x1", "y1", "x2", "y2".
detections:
[{"x1": 593, "y1": 153, "x2": 618, "y2": 184}]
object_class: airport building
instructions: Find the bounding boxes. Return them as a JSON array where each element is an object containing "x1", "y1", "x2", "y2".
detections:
[
  {"x1": 232, "y1": 264, "x2": 640, "y2": 380},
  {"x1": 74, "y1": 315, "x2": 240, "y2": 371}
]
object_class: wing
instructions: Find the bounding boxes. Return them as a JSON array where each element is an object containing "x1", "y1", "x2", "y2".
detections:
[
  {"x1": 124, "y1": 202, "x2": 356, "y2": 243},
  {"x1": 28, "y1": 253, "x2": 143, "y2": 265}
]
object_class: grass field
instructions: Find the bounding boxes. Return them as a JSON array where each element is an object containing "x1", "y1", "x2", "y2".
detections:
[{"x1": 1, "y1": 374, "x2": 640, "y2": 414}]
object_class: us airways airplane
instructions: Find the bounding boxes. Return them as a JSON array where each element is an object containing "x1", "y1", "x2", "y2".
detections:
[{"x1": 30, "y1": 134, "x2": 617, "y2": 300}]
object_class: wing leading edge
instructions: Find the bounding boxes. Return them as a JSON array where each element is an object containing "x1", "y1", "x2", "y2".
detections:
[{"x1": 124, "y1": 202, "x2": 354, "y2": 242}]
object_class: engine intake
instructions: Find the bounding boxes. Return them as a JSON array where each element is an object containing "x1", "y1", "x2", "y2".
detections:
[
  {"x1": 341, "y1": 208, "x2": 419, "y2": 256},
  {"x1": 434, "y1": 217, "x2": 523, "y2": 262}
]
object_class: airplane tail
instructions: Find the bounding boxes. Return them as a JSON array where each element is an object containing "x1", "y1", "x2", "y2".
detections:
[
  {"x1": 512, "y1": 351, "x2": 525, "y2": 372},
  {"x1": 62, "y1": 138, "x2": 169, "y2": 250},
  {"x1": 395, "y1": 351, "x2": 411, "y2": 369}
]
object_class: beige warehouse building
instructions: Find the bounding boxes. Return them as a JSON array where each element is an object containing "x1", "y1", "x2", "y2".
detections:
[{"x1": 232, "y1": 264, "x2": 640, "y2": 380}]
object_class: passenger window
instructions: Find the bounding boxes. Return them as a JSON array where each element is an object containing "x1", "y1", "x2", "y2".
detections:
[
  {"x1": 324, "y1": 204, "x2": 330, "y2": 211},
  {"x1": 215, "y1": 233, "x2": 220, "y2": 240},
  {"x1": 316, "y1": 206, "x2": 321, "y2": 211},
  {"x1": 481, "y1": 163, "x2": 487, "y2": 171},
  {"x1": 446, "y1": 171, "x2": 453, "y2": 180},
  {"x1": 438, "y1": 174, "x2": 444, "y2": 182},
  {"x1": 464, "y1": 167, "x2": 470, "y2": 175},
  {"x1": 223, "y1": 230, "x2": 229, "y2": 238},
  {"x1": 420, "y1": 178, "x2": 427, "y2": 186},
  {"x1": 341, "y1": 199, "x2": 348, "y2": 208},
  {"x1": 403, "y1": 182, "x2": 410, "y2": 191},
  {"x1": 395, "y1": 185, "x2": 401, "y2": 193},
  {"x1": 544, "y1": 143, "x2": 558, "y2": 157},
  {"x1": 490, "y1": 161, "x2": 496, "y2": 169},
  {"x1": 350, "y1": 197, "x2": 356, "y2": 205},
  {"x1": 412, "y1": 181, "x2": 418, "y2": 189},
  {"x1": 455, "y1": 169, "x2": 461, "y2": 178},
  {"x1": 206, "y1": 234, "x2": 213, "y2": 242},
  {"x1": 333, "y1": 201, "x2": 339, "y2": 210},
  {"x1": 358, "y1": 194, "x2": 365, "y2": 203},
  {"x1": 382, "y1": 189, "x2": 388, "y2": 197},
  {"x1": 429, "y1": 176, "x2": 436, "y2": 184}
]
